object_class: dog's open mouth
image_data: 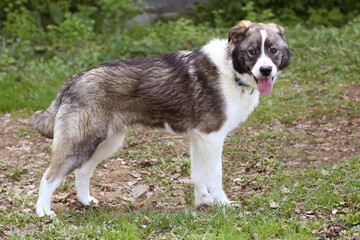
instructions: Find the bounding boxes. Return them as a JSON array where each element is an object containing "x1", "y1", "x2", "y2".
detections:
[{"x1": 255, "y1": 77, "x2": 274, "y2": 95}]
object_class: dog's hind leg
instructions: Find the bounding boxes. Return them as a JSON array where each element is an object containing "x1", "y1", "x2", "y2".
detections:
[
  {"x1": 36, "y1": 169, "x2": 64, "y2": 218},
  {"x1": 36, "y1": 133, "x2": 78, "y2": 218},
  {"x1": 36, "y1": 110, "x2": 110, "y2": 217},
  {"x1": 75, "y1": 132, "x2": 126, "y2": 206},
  {"x1": 189, "y1": 132, "x2": 229, "y2": 206}
]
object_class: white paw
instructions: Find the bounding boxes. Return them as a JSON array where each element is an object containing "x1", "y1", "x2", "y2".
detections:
[
  {"x1": 195, "y1": 192, "x2": 214, "y2": 206},
  {"x1": 210, "y1": 189, "x2": 230, "y2": 206},
  {"x1": 78, "y1": 196, "x2": 99, "y2": 206},
  {"x1": 195, "y1": 188, "x2": 230, "y2": 207},
  {"x1": 37, "y1": 208, "x2": 57, "y2": 218},
  {"x1": 214, "y1": 198, "x2": 231, "y2": 206}
]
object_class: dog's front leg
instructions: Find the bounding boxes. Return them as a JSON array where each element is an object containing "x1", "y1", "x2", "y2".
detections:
[{"x1": 189, "y1": 132, "x2": 229, "y2": 206}]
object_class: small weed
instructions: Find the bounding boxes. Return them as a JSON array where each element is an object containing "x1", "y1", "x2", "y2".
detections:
[
  {"x1": 5, "y1": 167, "x2": 28, "y2": 181},
  {"x1": 15, "y1": 127, "x2": 41, "y2": 138}
]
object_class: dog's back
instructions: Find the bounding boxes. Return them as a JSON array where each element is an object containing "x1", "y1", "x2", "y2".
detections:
[{"x1": 33, "y1": 50, "x2": 227, "y2": 138}]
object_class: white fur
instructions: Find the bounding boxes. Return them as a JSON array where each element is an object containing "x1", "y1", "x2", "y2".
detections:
[
  {"x1": 201, "y1": 39, "x2": 233, "y2": 79},
  {"x1": 251, "y1": 30, "x2": 277, "y2": 78},
  {"x1": 188, "y1": 39, "x2": 260, "y2": 205},
  {"x1": 189, "y1": 131, "x2": 228, "y2": 205},
  {"x1": 36, "y1": 175, "x2": 62, "y2": 218},
  {"x1": 164, "y1": 123, "x2": 177, "y2": 135},
  {"x1": 75, "y1": 131, "x2": 125, "y2": 205}
]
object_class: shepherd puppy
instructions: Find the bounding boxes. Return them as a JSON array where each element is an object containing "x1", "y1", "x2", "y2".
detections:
[{"x1": 33, "y1": 20, "x2": 290, "y2": 217}]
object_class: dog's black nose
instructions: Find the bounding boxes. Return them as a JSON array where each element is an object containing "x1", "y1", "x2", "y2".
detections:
[{"x1": 260, "y1": 66, "x2": 272, "y2": 76}]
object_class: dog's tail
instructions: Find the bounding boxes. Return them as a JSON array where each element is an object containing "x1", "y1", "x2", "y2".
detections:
[{"x1": 32, "y1": 100, "x2": 59, "y2": 139}]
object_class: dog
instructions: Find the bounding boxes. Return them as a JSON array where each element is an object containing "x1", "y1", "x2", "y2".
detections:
[{"x1": 33, "y1": 20, "x2": 290, "y2": 217}]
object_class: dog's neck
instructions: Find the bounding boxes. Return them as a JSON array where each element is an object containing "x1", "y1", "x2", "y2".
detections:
[
  {"x1": 234, "y1": 75, "x2": 249, "y2": 87},
  {"x1": 234, "y1": 75, "x2": 255, "y2": 95}
]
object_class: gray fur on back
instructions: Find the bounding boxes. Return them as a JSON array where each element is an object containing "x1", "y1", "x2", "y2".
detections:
[{"x1": 33, "y1": 49, "x2": 227, "y2": 139}]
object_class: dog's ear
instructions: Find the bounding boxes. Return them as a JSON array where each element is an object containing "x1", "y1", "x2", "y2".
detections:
[
  {"x1": 228, "y1": 20, "x2": 252, "y2": 43},
  {"x1": 277, "y1": 25, "x2": 286, "y2": 40},
  {"x1": 268, "y1": 23, "x2": 287, "y2": 41}
]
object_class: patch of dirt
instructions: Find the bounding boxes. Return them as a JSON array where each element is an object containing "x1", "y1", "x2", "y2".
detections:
[
  {"x1": 225, "y1": 116, "x2": 360, "y2": 169},
  {"x1": 341, "y1": 84, "x2": 360, "y2": 102},
  {"x1": 282, "y1": 117, "x2": 360, "y2": 167},
  {"x1": 279, "y1": 83, "x2": 360, "y2": 167}
]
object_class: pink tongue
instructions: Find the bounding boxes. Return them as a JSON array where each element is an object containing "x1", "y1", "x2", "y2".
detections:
[{"x1": 257, "y1": 78, "x2": 273, "y2": 95}]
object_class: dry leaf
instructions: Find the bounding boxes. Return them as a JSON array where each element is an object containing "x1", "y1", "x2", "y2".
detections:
[
  {"x1": 269, "y1": 201, "x2": 280, "y2": 208},
  {"x1": 280, "y1": 186, "x2": 290, "y2": 194},
  {"x1": 131, "y1": 184, "x2": 148, "y2": 198},
  {"x1": 178, "y1": 178, "x2": 191, "y2": 184},
  {"x1": 121, "y1": 196, "x2": 134, "y2": 202},
  {"x1": 320, "y1": 169, "x2": 329, "y2": 175},
  {"x1": 174, "y1": 166, "x2": 181, "y2": 173},
  {"x1": 233, "y1": 178, "x2": 243, "y2": 182},
  {"x1": 178, "y1": 198, "x2": 186, "y2": 205}
]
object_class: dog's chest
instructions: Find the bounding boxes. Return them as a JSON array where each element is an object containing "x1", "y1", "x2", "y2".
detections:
[{"x1": 220, "y1": 80, "x2": 259, "y2": 133}]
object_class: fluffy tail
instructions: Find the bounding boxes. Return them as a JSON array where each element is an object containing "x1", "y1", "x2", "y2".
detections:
[{"x1": 32, "y1": 100, "x2": 59, "y2": 139}]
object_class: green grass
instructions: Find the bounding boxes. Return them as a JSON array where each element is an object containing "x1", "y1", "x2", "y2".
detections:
[
  {"x1": 1, "y1": 156, "x2": 359, "y2": 239},
  {"x1": 1, "y1": 18, "x2": 360, "y2": 239}
]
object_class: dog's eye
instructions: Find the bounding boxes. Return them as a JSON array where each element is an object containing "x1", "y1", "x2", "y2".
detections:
[
  {"x1": 270, "y1": 47, "x2": 278, "y2": 54},
  {"x1": 248, "y1": 49, "x2": 257, "y2": 56}
]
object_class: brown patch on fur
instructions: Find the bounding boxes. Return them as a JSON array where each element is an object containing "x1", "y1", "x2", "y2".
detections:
[
  {"x1": 228, "y1": 20, "x2": 253, "y2": 43},
  {"x1": 236, "y1": 20, "x2": 252, "y2": 29}
]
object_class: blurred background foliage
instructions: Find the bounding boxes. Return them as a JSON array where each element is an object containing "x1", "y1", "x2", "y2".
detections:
[
  {"x1": 0, "y1": 0, "x2": 359, "y2": 112},
  {"x1": 1, "y1": 0, "x2": 359, "y2": 48},
  {"x1": 1, "y1": 0, "x2": 142, "y2": 48},
  {"x1": 181, "y1": 0, "x2": 359, "y2": 28}
]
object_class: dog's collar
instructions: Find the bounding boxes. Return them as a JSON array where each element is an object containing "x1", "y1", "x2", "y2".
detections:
[
  {"x1": 235, "y1": 76, "x2": 250, "y2": 87},
  {"x1": 235, "y1": 75, "x2": 254, "y2": 95}
]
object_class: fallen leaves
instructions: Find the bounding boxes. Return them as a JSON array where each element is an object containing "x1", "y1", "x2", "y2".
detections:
[
  {"x1": 282, "y1": 116, "x2": 360, "y2": 167},
  {"x1": 280, "y1": 186, "x2": 290, "y2": 194},
  {"x1": 173, "y1": 166, "x2": 182, "y2": 173},
  {"x1": 131, "y1": 184, "x2": 148, "y2": 198},
  {"x1": 269, "y1": 201, "x2": 280, "y2": 209},
  {"x1": 315, "y1": 222, "x2": 347, "y2": 239}
]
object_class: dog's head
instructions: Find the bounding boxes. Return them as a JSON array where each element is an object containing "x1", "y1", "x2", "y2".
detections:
[{"x1": 228, "y1": 20, "x2": 290, "y2": 95}]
